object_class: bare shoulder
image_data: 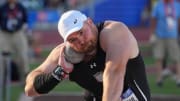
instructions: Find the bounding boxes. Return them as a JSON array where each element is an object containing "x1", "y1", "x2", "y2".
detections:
[
  {"x1": 103, "y1": 20, "x2": 127, "y2": 30},
  {"x1": 100, "y1": 20, "x2": 139, "y2": 58},
  {"x1": 101, "y1": 20, "x2": 131, "y2": 40},
  {"x1": 100, "y1": 20, "x2": 132, "y2": 49}
]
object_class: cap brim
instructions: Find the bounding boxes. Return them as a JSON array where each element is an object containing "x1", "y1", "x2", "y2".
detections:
[{"x1": 64, "y1": 22, "x2": 83, "y2": 41}]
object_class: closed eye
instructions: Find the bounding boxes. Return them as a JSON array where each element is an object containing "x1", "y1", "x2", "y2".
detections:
[
  {"x1": 78, "y1": 30, "x2": 83, "y2": 36},
  {"x1": 68, "y1": 38, "x2": 77, "y2": 43}
]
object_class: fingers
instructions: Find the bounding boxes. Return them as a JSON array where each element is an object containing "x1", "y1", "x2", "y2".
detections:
[{"x1": 58, "y1": 43, "x2": 74, "y2": 73}]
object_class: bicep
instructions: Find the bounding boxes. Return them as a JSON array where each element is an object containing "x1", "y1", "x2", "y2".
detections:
[
  {"x1": 105, "y1": 41, "x2": 130, "y2": 75},
  {"x1": 102, "y1": 22, "x2": 131, "y2": 74}
]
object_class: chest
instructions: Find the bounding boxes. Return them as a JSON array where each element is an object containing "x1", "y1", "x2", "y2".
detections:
[
  {"x1": 157, "y1": 4, "x2": 179, "y2": 19},
  {"x1": 2, "y1": 6, "x2": 23, "y2": 19},
  {"x1": 76, "y1": 53, "x2": 105, "y2": 73}
]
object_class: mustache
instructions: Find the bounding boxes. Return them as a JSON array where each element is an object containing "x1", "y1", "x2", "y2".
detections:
[
  {"x1": 75, "y1": 40, "x2": 97, "y2": 53},
  {"x1": 84, "y1": 42, "x2": 96, "y2": 53}
]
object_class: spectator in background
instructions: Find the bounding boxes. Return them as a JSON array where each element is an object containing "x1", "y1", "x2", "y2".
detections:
[
  {"x1": 21, "y1": 0, "x2": 44, "y2": 10},
  {"x1": 0, "y1": 0, "x2": 29, "y2": 83},
  {"x1": 141, "y1": 0, "x2": 152, "y2": 27},
  {"x1": 150, "y1": 0, "x2": 180, "y2": 87},
  {"x1": 67, "y1": 0, "x2": 79, "y2": 9},
  {"x1": 65, "y1": 0, "x2": 91, "y2": 11}
]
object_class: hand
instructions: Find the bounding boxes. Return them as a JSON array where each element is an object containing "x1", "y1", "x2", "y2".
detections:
[{"x1": 58, "y1": 44, "x2": 74, "y2": 74}]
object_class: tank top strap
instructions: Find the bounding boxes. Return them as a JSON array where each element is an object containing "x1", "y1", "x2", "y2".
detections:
[{"x1": 96, "y1": 22, "x2": 105, "y2": 50}]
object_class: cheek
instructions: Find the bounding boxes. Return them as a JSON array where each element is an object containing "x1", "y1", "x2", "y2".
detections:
[
  {"x1": 85, "y1": 31, "x2": 93, "y2": 41},
  {"x1": 70, "y1": 44, "x2": 81, "y2": 52}
]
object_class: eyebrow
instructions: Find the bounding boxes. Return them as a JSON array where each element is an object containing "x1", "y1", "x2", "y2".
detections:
[
  {"x1": 77, "y1": 29, "x2": 83, "y2": 33},
  {"x1": 67, "y1": 32, "x2": 78, "y2": 41}
]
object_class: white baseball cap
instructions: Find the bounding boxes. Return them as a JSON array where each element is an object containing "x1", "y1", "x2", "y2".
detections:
[{"x1": 58, "y1": 10, "x2": 87, "y2": 41}]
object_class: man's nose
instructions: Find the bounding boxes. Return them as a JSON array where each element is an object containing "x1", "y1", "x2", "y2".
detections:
[
  {"x1": 78, "y1": 35, "x2": 85, "y2": 45},
  {"x1": 79, "y1": 39, "x2": 85, "y2": 46}
]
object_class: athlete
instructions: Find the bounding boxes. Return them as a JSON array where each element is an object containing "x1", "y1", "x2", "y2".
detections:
[{"x1": 25, "y1": 10, "x2": 151, "y2": 101}]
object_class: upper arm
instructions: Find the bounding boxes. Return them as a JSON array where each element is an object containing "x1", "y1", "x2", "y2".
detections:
[
  {"x1": 101, "y1": 21, "x2": 138, "y2": 101},
  {"x1": 101, "y1": 21, "x2": 133, "y2": 74}
]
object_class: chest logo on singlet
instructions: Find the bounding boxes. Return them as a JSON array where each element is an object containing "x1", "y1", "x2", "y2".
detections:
[{"x1": 89, "y1": 62, "x2": 96, "y2": 69}]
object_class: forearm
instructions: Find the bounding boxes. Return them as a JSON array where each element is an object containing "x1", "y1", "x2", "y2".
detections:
[
  {"x1": 102, "y1": 68, "x2": 124, "y2": 101},
  {"x1": 25, "y1": 65, "x2": 66, "y2": 96}
]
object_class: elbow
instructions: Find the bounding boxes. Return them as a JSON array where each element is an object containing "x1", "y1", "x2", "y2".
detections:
[
  {"x1": 24, "y1": 85, "x2": 34, "y2": 96},
  {"x1": 24, "y1": 70, "x2": 41, "y2": 96},
  {"x1": 24, "y1": 86, "x2": 32, "y2": 96},
  {"x1": 24, "y1": 83, "x2": 39, "y2": 97},
  {"x1": 24, "y1": 88, "x2": 31, "y2": 97}
]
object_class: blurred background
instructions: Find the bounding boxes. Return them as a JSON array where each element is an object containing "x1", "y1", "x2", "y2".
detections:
[{"x1": 0, "y1": 0, "x2": 180, "y2": 101}]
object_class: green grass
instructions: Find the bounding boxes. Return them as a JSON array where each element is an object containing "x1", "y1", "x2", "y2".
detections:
[
  {"x1": 143, "y1": 56, "x2": 155, "y2": 66},
  {"x1": 11, "y1": 85, "x2": 24, "y2": 101},
  {"x1": 148, "y1": 74, "x2": 180, "y2": 95}
]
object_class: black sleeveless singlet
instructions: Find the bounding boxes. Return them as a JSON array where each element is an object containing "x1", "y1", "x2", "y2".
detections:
[{"x1": 69, "y1": 22, "x2": 151, "y2": 101}]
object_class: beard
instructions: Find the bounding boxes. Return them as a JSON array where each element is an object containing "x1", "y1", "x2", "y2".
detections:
[
  {"x1": 78, "y1": 39, "x2": 97, "y2": 55},
  {"x1": 82, "y1": 40, "x2": 98, "y2": 61},
  {"x1": 86, "y1": 42, "x2": 96, "y2": 54}
]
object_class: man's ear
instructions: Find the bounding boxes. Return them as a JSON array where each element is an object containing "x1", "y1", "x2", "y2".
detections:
[{"x1": 87, "y1": 17, "x2": 93, "y2": 24}]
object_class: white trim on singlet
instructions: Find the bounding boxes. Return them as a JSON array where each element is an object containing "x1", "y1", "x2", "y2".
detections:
[
  {"x1": 133, "y1": 80, "x2": 147, "y2": 101},
  {"x1": 93, "y1": 97, "x2": 96, "y2": 101}
]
